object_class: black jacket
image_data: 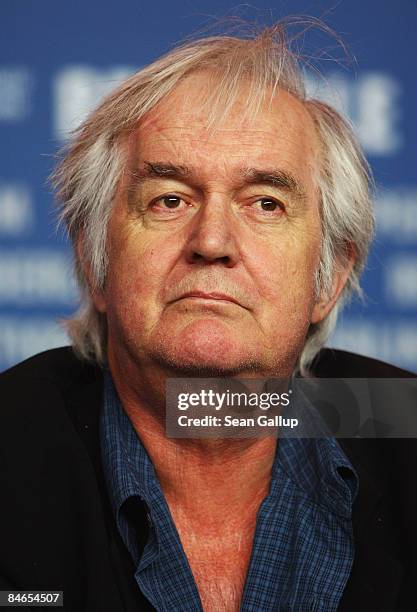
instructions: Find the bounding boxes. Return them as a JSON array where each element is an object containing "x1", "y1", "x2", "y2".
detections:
[{"x1": 0, "y1": 347, "x2": 416, "y2": 611}]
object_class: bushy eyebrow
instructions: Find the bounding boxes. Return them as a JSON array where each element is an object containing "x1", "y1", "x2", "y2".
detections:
[
  {"x1": 127, "y1": 160, "x2": 308, "y2": 203},
  {"x1": 127, "y1": 162, "x2": 190, "y2": 206},
  {"x1": 127, "y1": 163, "x2": 190, "y2": 198},
  {"x1": 240, "y1": 167, "x2": 307, "y2": 200}
]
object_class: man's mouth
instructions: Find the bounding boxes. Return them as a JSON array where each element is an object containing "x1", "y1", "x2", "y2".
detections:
[{"x1": 174, "y1": 291, "x2": 241, "y2": 306}]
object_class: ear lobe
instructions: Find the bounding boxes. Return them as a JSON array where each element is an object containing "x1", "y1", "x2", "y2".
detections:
[
  {"x1": 311, "y1": 246, "x2": 356, "y2": 324},
  {"x1": 76, "y1": 235, "x2": 107, "y2": 314},
  {"x1": 91, "y1": 287, "x2": 107, "y2": 314}
]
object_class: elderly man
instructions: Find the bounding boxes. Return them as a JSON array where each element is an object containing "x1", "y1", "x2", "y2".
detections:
[{"x1": 1, "y1": 22, "x2": 416, "y2": 612}]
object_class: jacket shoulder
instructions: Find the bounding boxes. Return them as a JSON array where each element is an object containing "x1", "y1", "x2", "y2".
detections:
[
  {"x1": 312, "y1": 348, "x2": 416, "y2": 378},
  {"x1": 1, "y1": 346, "x2": 101, "y2": 388},
  {"x1": 0, "y1": 347, "x2": 103, "y2": 464}
]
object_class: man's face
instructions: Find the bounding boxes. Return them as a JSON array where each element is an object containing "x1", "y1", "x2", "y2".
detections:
[{"x1": 94, "y1": 74, "x2": 333, "y2": 378}]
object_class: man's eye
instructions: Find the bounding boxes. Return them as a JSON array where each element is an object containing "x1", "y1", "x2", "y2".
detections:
[
  {"x1": 255, "y1": 198, "x2": 285, "y2": 212},
  {"x1": 149, "y1": 195, "x2": 188, "y2": 213},
  {"x1": 158, "y1": 196, "x2": 182, "y2": 208}
]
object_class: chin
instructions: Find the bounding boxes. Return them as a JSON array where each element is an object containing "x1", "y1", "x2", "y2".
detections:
[
  {"x1": 148, "y1": 318, "x2": 263, "y2": 376},
  {"x1": 150, "y1": 349, "x2": 261, "y2": 377}
]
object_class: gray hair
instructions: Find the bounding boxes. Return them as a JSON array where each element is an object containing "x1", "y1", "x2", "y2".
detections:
[{"x1": 52, "y1": 20, "x2": 374, "y2": 375}]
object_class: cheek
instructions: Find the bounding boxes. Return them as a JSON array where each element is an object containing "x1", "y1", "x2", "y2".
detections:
[
  {"x1": 104, "y1": 231, "x2": 171, "y2": 322},
  {"x1": 250, "y1": 237, "x2": 319, "y2": 308},
  {"x1": 102, "y1": 205, "x2": 179, "y2": 349}
]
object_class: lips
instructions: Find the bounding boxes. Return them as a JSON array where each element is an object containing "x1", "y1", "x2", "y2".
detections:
[{"x1": 175, "y1": 291, "x2": 240, "y2": 305}]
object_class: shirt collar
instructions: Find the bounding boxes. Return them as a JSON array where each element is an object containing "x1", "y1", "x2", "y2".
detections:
[
  {"x1": 100, "y1": 370, "x2": 159, "y2": 519},
  {"x1": 273, "y1": 386, "x2": 359, "y2": 519},
  {"x1": 100, "y1": 370, "x2": 358, "y2": 523}
]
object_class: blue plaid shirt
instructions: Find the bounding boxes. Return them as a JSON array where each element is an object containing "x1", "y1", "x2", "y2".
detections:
[{"x1": 100, "y1": 372, "x2": 358, "y2": 611}]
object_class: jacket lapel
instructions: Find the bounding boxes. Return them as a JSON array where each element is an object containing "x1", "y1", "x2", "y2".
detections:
[
  {"x1": 338, "y1": 438, "x2": 404, "y2": 611},
  {"x1": 64, "y1": 363, "x2": 156, "y2": 611}
]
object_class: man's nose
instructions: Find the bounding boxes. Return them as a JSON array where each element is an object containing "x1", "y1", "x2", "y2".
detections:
[{"x1": 184, "y1": 198, "x2": 239, "y2": 266}]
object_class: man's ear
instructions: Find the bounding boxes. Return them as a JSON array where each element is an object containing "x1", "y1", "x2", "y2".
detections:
[
  {"x1": 76, "y1": 236, "x2": 107, "y2": 314},
  {"x1": 311, "y1": 244, "x2": 356, "y2": 325}
]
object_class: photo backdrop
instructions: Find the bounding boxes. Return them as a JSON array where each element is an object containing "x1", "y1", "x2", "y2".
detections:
[{"x1": 1, "y1": 0, "x2": 416, "y2": 372}]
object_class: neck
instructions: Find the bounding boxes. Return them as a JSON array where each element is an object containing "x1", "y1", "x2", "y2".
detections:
[{"x1": 108, "y1": 352, "x2": 277, "y2": 522}]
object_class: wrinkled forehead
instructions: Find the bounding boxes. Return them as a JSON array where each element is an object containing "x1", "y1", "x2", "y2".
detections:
[{"x1": 123, "y1": 72, "x2": 322, "y2": 192}]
